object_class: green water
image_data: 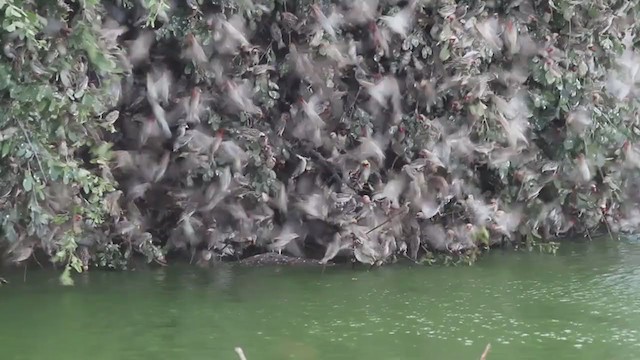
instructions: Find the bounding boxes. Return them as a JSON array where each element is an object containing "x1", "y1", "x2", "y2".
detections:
[{"x1": 2, "y1": 239, "x2": 640, "y2": 360}]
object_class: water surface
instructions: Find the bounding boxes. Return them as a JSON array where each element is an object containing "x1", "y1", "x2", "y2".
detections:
[{"x1": 2, "y1": 238, "x2": 640, "y2": 360}]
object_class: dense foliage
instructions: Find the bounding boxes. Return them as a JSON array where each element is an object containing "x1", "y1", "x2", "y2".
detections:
[{"x1": 2, "y1": 0, "x2": 640, "y2": 283}]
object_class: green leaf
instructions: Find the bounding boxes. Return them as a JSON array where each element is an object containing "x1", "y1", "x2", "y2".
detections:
[
  {"x1": 1, "y1": 140, "x2": 12, "y2": 157},
  {"x1": 70, "y1": 255, "x2": 84, "y2": 273},
  {"x1": 4, "y1": 21, "x2": 18, "y2": 32},
  {"x1": 5, "y1": 5, "x2": 16, "y2": 17},
  {"x1": 60, "y1": 266, "x2": 75, "y2": 286},
  {"x1": 545, "y1": 71, "x2": 556, "y2": 85},
  {"x1": 439, "y1": 44, "x2": 450, "y2": 62},
  {"x1": 22, "y1": 174, "x2": 32, "y2": 192},
  {"x1": 36, "y1": 188, "x2": 45, "y2": 201}
]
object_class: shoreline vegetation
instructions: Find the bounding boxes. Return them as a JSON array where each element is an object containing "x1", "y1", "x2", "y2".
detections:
[{"x1": 1, "y1": 0, "x2": 640, "y2": 284}]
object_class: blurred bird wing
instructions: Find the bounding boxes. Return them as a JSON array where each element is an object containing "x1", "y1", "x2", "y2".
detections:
[
  {"x1": 128, "y1": 31, "x2": 154, "y2": 63},
  {"x1": 468, "y1": 198, "x2": 493, "y2": 224},
  {"x1": 274, "y1": 226, "x2": 300, "y2": 242},
  {"x1": 146, "y1": 67, "x2": 171, "y2": 104},
  {"x1": 344, "y1": 0, "x2": 378, "y2": 24},
  {"x1": 423, "y1": 224, "x2": 447, "y2": 249},
  {"x1": 357, "y1": 136, "x2": 387, "y2": 165},
  {"x1": 301, "y1": 193, "x2": 329, "y2": 219},
  {"x1": 380, "y1": 8, "x2": 413, "y2": 37},
  {"x1": 220, "y1": 141, "x2": 248, "y2": 160},
  {"x1": 307, "y1": 94, "x2": 326, "y2": 114},
  {"x1": 420, "y1": 200, "x2": 440, "y2": 219},
  {"x1": 237, "y1": 78, "x2": 254, "y2": 96},
  {"x1": 228, "y1": 14, "x2": 247, "y2": 35},
  {"x1": 327, "y1": 7, "x2": 344, "y2": 28},
  {"x1": 372, "y1": 177, "x2": 405, "y2": 202},
  {"x1": 474, "y1": 18, "x2": 503, "y2": 50},
  {"x1": 218, "y1": 166, "x2": 232, "y2": 193},
  {"x1": 500, "y1": 208, "x2": 523, "y2": 231},
  {"x1": 357, "y1": 78, "x2": 376, "y2": 89},
  {"x1": 491, "y1": 94, "x2": 512, "y2": 118},
  {"x1": 149, "y1": 101, "x2": 171, "y2": 139},
  {"x1": 226, "y1": 203, "x2": 249, "y2": 221},
  {"x1": 273, "y1": 181, "x2": 288, "y2": 213},
  {"x1": 367, "y1": 76, "x2": 400, "y2": 106}
]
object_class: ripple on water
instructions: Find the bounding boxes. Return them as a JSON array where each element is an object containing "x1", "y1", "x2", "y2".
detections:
[{"x1": 4, "y1": 241, "x2": 640, "y2": 360}]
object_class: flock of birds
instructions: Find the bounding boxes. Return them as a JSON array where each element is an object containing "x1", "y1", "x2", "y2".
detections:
[{"x1": 73, "y1": 0, "x2": 640, "y2": 268}]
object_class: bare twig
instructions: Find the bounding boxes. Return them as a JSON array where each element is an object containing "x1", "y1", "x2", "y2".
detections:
[
  {"x1": 234, "y1": 347, "x2": 248, "y2": 360},
  {"x1": 480, "y1": 343, "x2": 491, "y2": 360},
  {"x1": 16, "y1": 119, "x2": 48, "y2": 182},
  {"x1": 258, "y1": 44, "x2": 272, "y2": 64},
  {"x1": 346, "y1": 88, "x2": 361, "y2": 119},
  {"x1": 366, "y1": 206, "x2": 408, "y2": 235}
]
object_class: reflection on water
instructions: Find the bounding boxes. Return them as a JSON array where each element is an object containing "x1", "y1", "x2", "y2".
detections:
[{"x1": 1, "y1": 238, "x2": 640, "y2": 360}]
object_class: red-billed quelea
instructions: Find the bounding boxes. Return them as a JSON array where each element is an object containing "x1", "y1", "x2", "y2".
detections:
[
  {"x1": 310, "y1": 3, "x2": 343, "y2": 41},
  {"x1": 224, "y1": 79, "x2": 262, "y2": 116},
  {"x1": 182, "y1": 33, "x2": 208, "y2": 66},
  {"x1": 379, "y1": 0, "x2": 417, "y2": 39}
]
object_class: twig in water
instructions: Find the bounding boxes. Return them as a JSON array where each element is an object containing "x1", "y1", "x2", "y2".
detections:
[
  {"x1": 480, "y1": 343, "x2": 491, "y2": 360},
  {"x1": 585, "y1": 226, "x2": 593, "y2": 242},
  {"x1": 601, "y1": 213, "x2": 618, "y2": 241},
  {"x1": 399, "y1": 252, "x2": 419, "y2": 264},
  {"x1": 32, "y1": 251, "x2": 44, "y2": 269},
  {"x1": 234, "y1": 347, "x2": 248, "y2": 360}
]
